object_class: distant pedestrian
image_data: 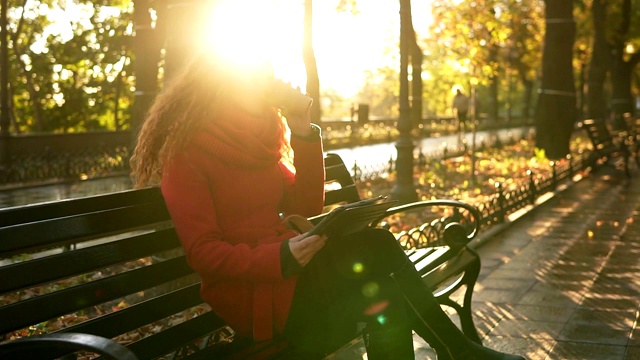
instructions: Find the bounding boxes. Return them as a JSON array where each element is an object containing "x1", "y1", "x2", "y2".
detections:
[{"x1": 452, "y1": 88, "x2": 470, "y2": 133}]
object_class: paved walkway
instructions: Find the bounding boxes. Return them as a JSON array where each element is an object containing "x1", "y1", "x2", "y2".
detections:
[
  {"x1": 334, "y1": 164, "x2": 640, "y2": 359},
  {"x1": 469, "y1": 164, "x2": 640, "y2": 360}
]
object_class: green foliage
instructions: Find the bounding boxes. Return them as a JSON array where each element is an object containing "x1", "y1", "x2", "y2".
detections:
[
  {"x1": 8, "y1": 0, "x2": 135, "y2": 133},
  {"x1": 533, "y1": 147, "x2": 547, "y2": 163},
  {"x1": 418, "y1": 0, "x2": 544, "y2": 119},
  {"x1": 358, "y1": 65, "x2": 400, "y2": 118},
  {"x1": 320, "y1": 88, "x2": 351, "y2": 119}
]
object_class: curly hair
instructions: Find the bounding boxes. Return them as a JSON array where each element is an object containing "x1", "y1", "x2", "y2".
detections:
[{"x1": 130, "y1": 52, "x2": 290, "y2": 188}]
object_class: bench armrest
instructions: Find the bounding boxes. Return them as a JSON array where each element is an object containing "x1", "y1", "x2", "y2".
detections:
[
  {"x1": 371, "y1": 199, "x2": 481, "y2": 250},
  {"x1": 0, "y1": 333, "x2": 139, "y2": 360}
]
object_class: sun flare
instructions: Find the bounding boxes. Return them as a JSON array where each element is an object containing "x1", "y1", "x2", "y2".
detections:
[
  {"x1": 203, "y1": 0, "x2": 307, "y2": 89},
  {"x1": 200, "y1": 1, "x2": 433, "y2": 100}
]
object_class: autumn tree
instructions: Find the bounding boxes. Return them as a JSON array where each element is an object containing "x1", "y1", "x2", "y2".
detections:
[
  {"x1": 303, "y1": 0, "x2": 321, "y2": 124},
  {"x1": 585, "y1": 0, "x2": 610, "y2": 120},
  {"x1": 429, "y1": 0, "x2": 512, "y2": 123},
  {"x1": 608, "y1": 0, "x2": 640, "y2": 121},
  {"x1": 534, "y1": 0, "x2": 576, "y2": 159},
  {"x1": 8, "y1": 0, "x2": 135, "y2": 133},
  {"x1": 504, "y1": 0, "x2": 544, "y2": 121}
]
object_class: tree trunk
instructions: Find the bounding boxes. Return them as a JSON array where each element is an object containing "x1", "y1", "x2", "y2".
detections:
[
  {"x1": 520, "y1": 72, "x2": 533, "y2": 121},
  {"x1": 488, "y1": 46, "x2": 499, "y2": 122},
  {"x1": 610, "y1": 53, "x2": 636, "y2": 120},
  {"x1": 132, "y1": 0, "x2": 161, "y2": 137},
  {"x1": 608, "y1": 0, "x2": 640, "y2": 121},
  {"x1": 534, "y1": 0, "x2": 576, "y2": 160},
  {"x1": 410, "y1": 31, "x2": 422, "y2": 129},
  {"x1": 303, "y1": 0, "x2": 321, "y2": 124},
  {"x1": 586, "y1": 0, "x2": 609, "y2": 120},
  {"x1": 162, "y1": 0, "x2": 204, "y2": 83}
]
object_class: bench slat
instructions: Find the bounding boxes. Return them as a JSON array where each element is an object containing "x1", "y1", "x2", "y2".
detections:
[
  {"x1": 126, "y1": 312, "x2": 230, "y2": 360},
  {"x1": 0, "y1": 203, "x2": 172, "y2": 255},
  {"x1": 324, "y1": 184, "x2": 360, "y2": 207},
  {"x1": 0, "y1": 257, "x2": 193, "y2": 334},
  {"x1": 0, "y1": 229, "x2": 180, "y2": 294},
  {"x1": 324, "y1": 153, "x2": 360, "y2": 206},
  {"x1": 61, "y1": 284, "x2": 218, "y2": 343},
  {"x1": 0, "y1": 187, "x2": 162, "y2": 227}
]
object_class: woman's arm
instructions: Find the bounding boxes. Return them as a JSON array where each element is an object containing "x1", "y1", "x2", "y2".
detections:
[{"x1": 279, "y1": 125, "x2": 325, "y2": 217}]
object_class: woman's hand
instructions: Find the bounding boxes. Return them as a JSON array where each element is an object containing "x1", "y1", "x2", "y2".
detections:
[
  {"x1": 284, "y1": 104, "x2": 312, "y2": 137},
  {"x1": 270, "y1": 80, "x2": 313, "y2": 137},
  {"x1": 288, "y1": 232, "x2": 327, "y2": 267}
]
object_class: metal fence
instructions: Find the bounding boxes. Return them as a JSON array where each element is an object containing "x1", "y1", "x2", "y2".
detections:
[
  {"x1": 0, "y1": 116, "x2": 533, "y2": 187},
  {"x1": 347, "y1": 147, "x2": 597, "y2": 232},
  {"x1": 0, "y1": 132, "x2": 131, "y2": 186}
]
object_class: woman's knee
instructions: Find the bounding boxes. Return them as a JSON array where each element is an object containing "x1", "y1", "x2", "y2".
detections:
[
  {"x1": 363, "y1": 228, "x2": 407, "y2": 266},
  {"x1": 332, "y1": 228, "x2": 407, "y2": 274}
]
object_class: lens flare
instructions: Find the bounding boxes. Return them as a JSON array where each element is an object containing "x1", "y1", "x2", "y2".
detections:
[
  {"x1": 363, "y1": 300, "x2": 390, "y2": 316},
  {"x1": 362, "y1": 281, "x2": 379, "y2": 297}
]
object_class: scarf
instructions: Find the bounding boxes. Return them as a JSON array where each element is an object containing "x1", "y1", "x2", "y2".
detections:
[{"x1": 192, "y1": 106, "x2": 283, "y2": 168}]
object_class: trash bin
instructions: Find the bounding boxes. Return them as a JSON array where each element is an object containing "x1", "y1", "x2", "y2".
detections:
[{"x1": 357, "y1": 104, "x2": 369, "y2": 125}]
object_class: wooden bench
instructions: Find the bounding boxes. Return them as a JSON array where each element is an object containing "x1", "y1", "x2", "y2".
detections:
[
  {"x1": 578, "y1": 118, "x2": 632, "y2": 176},
  {"x1": 0, "y1": 153, "x2": 482, "y2": 359}
]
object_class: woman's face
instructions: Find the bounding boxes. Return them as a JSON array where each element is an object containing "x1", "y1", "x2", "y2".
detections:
[{"x1": 227, "y1": 63, "x2": 275, "y2": 116}]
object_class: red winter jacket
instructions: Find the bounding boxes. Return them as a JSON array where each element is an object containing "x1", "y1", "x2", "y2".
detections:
[{"x1": 160, "y1": 107, "x2": 325, "y2": 341}]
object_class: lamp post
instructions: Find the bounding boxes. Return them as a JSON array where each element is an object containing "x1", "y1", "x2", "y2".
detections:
[
  {"x1": 470, "y1": 76, "x2": 478, "y2": 186},
  {"x1": 392, "y1": 0, "x2": 417, "y2": 204},
  {"x1": 577, "y1": 46, "x2": 586, "y2": 121}
]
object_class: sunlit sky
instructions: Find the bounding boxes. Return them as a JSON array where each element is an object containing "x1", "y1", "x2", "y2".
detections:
[
  {"x1": 32, "y1": 0, "x2": 433, "y2": 98},
  {"x1": 207, "y1": 0, "x2": 433, "y2": 97}
]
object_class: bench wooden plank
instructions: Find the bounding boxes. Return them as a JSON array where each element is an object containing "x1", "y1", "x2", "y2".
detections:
[
  {"x1": 0, "y1": 187, "x2": 163, "y2": 227},
  {"x1": 0, "y1": 256, "x2": 194, "y2": 334},
  {"x1": 0, "y1": 230, "x2": 179, "y2": 294}
]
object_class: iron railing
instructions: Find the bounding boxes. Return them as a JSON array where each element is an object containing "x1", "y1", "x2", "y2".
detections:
[{"x1": 0, "y1": 117, "x2": 533, "y2": 187}]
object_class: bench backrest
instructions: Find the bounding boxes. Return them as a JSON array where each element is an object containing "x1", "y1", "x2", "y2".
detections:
[
  {"x1": 0, "y1": 153, "x2": 358, "y2": 359},
  {"x1": 579, "y1": 118, "x2": 617, "y2": 153}
]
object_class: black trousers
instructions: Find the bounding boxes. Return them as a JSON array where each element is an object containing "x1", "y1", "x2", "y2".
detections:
[
  {"x1": 457, "y1": 111, "x2": 468, "y2": 132},
  {"x1": 283, "y1": 228, "x2": 412, "y2": 356}
]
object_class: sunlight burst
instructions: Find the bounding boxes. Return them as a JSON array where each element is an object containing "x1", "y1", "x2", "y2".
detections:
[{"x1": 203, "y1": 0, "x2": 306, "y2": 89}]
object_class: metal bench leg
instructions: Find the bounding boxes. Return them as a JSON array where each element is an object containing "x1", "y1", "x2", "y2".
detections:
[
  {"x1": 458, "y1": 254, "x2": 482, "y2": 344},
  {"x1": 434, "y1": 255, "x2": 482, "y2": 344}
]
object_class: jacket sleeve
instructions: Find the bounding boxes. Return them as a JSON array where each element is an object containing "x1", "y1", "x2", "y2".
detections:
[
  {"x1": 279, "y1": 124, "x2": 325, "y2": 217},
  {"x1": 161, "y1": 151, "x2": 287, "y2": 283}
]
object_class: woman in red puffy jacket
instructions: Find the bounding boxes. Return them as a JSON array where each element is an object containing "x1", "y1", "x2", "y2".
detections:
[{"x1": 131, "y1": 52, "x2": 526, "y2": 360}]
